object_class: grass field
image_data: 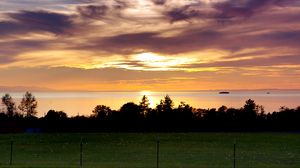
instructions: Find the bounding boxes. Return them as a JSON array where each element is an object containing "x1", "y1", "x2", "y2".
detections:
[{"x1": 0, "y1": 132, "x2": 299, "y2": 168}]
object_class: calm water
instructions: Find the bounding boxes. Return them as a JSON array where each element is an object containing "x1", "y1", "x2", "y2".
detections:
[{"x1": 1, "y1": 91, "x2": 300, "y2": 117}]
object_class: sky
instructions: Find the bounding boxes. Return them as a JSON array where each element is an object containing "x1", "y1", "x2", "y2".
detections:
[{"x1": 0, "y1": 0, "x2": 300, "y2": 91}]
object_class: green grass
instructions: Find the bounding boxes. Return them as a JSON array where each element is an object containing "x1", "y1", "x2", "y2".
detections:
[{"x1": 0, "y1": 133, "x2": 299, "y2": 168}]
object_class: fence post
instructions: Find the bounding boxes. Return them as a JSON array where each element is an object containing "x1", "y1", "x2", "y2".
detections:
[
  {"x1": 10, "y1": 141, "x2": 13, "y2": 165},
  {"x1": 156, "y1": 140, "x2": 160, "y2": 168},
  {"x1": 80, "y1": 138, "x2": 83, "y2": 168},
  {"x1": 233, "y1": 143, "x2": 236, "y2": 168}
]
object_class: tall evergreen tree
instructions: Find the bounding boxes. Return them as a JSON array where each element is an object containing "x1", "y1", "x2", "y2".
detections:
[
  {"x1": 161, "y1": 95, "x2": 174, "y2": 113},
  {"x1": 139, "y1": 95, "x2": 150, "y2": 116}
]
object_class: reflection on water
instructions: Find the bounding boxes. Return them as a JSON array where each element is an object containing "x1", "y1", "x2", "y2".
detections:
[{"x1": 1, "y1": 91, "x2": 300, "y2": 117}]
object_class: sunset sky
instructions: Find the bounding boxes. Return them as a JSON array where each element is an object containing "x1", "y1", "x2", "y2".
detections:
[{"x1": 0, "y1": 0, "x2": 300, "y2": 91}]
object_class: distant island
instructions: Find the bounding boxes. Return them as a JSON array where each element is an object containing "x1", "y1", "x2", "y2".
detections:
[{"x1": 219, "y1": 91, "x2": 230, "y2": 94}]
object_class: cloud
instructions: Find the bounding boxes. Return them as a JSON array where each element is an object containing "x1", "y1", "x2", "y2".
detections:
[
  {"x1": 164, "y1": 0, "x2": 300, "y2": 22},
  {"x1": 0, "y1": 21, "x2": 25, "y2": 36},
  {"x1": 76, "y1": 1, "x2": 132, "y2": 21},
  {"x1": 87, "y1": 30, "x2": 222, "y2": 55},
  {"x1": 0, "y1": 55, "x2": 15, "y2": 64},
  {"x1": 0, "y1": 85, "x2": 54, "y2": 92},
  {"x1": 165, "y1": 2, "x2": 210, "y2": 22},
  {"x1": 0, "y1": 0, "x2": 300, "y2": 91},
  {"x1": 0, "y1": 0, "x2": 95, "y2": 12},
  {"x1": 152, "y1": 0, "x2": 167, "y2": 6},
  {"x1": 213, "y1": 0, "x2": 273, "y2": 20},
  {"x1": 113, "y1": 0, "x2": 130, "y2": 10},
  {"x1": 256, "y1": 30, "x2": 300, "y2": 45},
  {"x1": 221, "y1": 30, "x2": 300, "y2": 51},
  {"x1": 77, "y1": 5, "x2": 108, "y2": 19},
  {"x1": 2, "y1": 10, "x2": 75, "y2": 35},
  {"x1": 0, "y1": 39, "x2": 49, "y2": 64},
  {"x1": 185, "y1": 55, "x2": 300, "y2": 68},
  {"x1": 0, "y1": 65, "x2": 299, "y2": 91},
  {"x1": 0, "y1": 66, "x2": 199, "y2": 89},
  {"x1": 76, "y1": 27, "x2": 300, "y2": 59},
  {"x1": 166, "y1": 3, "x2": 206, "y2": 22}
]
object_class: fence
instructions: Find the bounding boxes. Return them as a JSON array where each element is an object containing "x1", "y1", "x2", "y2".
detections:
[{"x1": 0, "y1": 133, "x2": 299, "y2": 168}]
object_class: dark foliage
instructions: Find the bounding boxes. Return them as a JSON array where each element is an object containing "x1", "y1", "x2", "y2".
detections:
[
  {"x1": 1, "y1": 93, "x2": 17, "y2": 118},
  {"x1": 1, "y1": 93, "x2": 300, "y2": 133}
]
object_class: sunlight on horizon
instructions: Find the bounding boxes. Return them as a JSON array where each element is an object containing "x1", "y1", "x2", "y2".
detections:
[
  {"x1": 139, "y1": 90, "x2": 153, "y2": 96},
  {"x1": 139, "y1": 90, "x2": 158, "y2": 108}
]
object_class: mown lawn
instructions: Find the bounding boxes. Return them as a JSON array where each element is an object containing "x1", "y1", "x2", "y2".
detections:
[{"x1": 0, "y1": 132, "x2": 299, "y2": 168}]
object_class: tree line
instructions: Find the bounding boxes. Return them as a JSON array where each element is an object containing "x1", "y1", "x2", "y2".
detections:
[{"x1": 1, "y1": 92, "x2": 300, "y2": 132}]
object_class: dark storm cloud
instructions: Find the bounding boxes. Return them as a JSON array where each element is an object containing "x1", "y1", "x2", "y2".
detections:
[
  {"x1": 0, "y1": 10, "x2": 75, "y2": 36},
  {"x1": 0, "y1": 21, "x2": 25, "y2": 36},
  {"x1": 152, "y1": 0, "x2": 167, "y2": 6},
  {"x1": 165, "y1": 0, "x2": 299, "y2": 22},
  {"x1": 212, "y1": 0, "x2": 300, "y2": 21},
  {"x1": 165, "y1": 2, "x2": 207, "y2": 22},
  {"x1": 76, "y1": 1, "x2": 131, "y2": 20},
  {"x1": 226, "y1": 30, "x2": 300, "y2": 51},
  {"x1": 77, "y1": 5, "x2": 109, "y2": 19},
  {"x1": 63, "y1": 0, "x2": 95, "y2": 3},
  {"x1": 257, "y1": 31, "x2": 300, "y2": 44},
  {"x1": 166, "y1": 4, "x2": 206, "y2": 22},
  {"x1": 113, "y1": 0, "x2": 130, "y2": 9},
  {"x1": 7, "y1": 10, "x2": 74, "y2": 34},
  {"x1": 81, "y1": 32, "x2": 158, "y2": 54},
  {"x1": 87, "y1": 30, "x2": 222, "y2": 54},
  {"x1": 78, "y1": 28, "x2": 300, "y2": 57},
  {"x1": 213, "y1": 0, "x2": 273, "y2": 20}
]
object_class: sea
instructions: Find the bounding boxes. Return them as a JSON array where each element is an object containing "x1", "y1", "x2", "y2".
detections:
[{"x1": 0, "y1": 90, "x2": 300, "y2": 117}]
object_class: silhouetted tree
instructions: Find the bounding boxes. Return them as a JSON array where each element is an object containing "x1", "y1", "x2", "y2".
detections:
[
  {"x1": 243, "y1": 99, "x2": 258, "y2": 120},
  {"x1": 226, "y1": 107, "x2": 240, "y2": 119},
  {"x1": 1, "y1": 93, "x2": 17, "y2": 118},
  {"x1": 256, "y1": 105, "x2": 265, "y2": 118},
  {"x1": 279, "y1": 106, "x2": 290, "y2": 112},
  {"x1": 163, "y1": 95, "x2": 174, "y2": 112},
  {"x1": 296, "y1": 106, "x2": 300, "y2": 113},
  {"x1": 216, "y1": 105, "x2": 229, "y2": 122},
  {"x1": 92, "y1": 105, "x2": 112, "y2": 120},
  {"x1": 18, "y1": 91, "x2": 38, "y2": 117},
  {"x1": 1, "y1": 93, "x2": 300, "y2": 132},
  {"x1": 194, "y1": 108, "x2": 206, "y2": 119},
  {"x1": 177, "y1": 102, "x2": 193, "y2": 120},
  {"x1": 157, "y1": 95, "x2": 174, "y2": 113},
  {"x1": 45, "y1": 110, "x2": 67, "y2": 121},
  {"x1": 155, "y1": 95, "x2": 175, "y2": 130},
  {"x1": 156, "y1": 101, "x2": 163, "y2": 113},
  {"x1": 244, "y1": 99, "x2": 256, "y2": 112},
  {"x1": 120, "y1": 102, "x2": 141, "y2": 125},
  {"x1": 203, "y1": 108, "x2": 217, "y2": 121},
  {"x1": 218, "y1": 105, "x2": 228, "y2": 113},
  {"x1": 42, "y1": 110, "x2": 68, "y2": 132},
  {"x1": 139, "y1": 95, "x2": 150, "y2": 117}
]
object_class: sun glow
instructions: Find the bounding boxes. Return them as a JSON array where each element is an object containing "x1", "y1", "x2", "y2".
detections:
[
  {"x1": 140, "y1": 90, "x2": 153, "y2": 96},
  {"x1": 139, "y1": 90, "x2": 158, "y2": 107},
  {"x1": 135, "y1": 53, "x2": 165, "y2": 62},
  {"x1": 133, "y1": 52, "x2": 196, "y2": 70}
]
